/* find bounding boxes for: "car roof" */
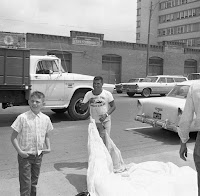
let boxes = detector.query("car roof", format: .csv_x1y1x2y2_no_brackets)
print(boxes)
147,75,186,78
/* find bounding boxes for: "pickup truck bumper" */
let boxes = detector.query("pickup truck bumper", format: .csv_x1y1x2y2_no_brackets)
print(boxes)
135,115,178,132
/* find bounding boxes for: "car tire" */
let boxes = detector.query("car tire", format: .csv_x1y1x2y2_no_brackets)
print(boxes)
127,92,135,97
142,88,151,97
160,94,166,96
117,90,122,94
51,108,68,113
68,92,90,120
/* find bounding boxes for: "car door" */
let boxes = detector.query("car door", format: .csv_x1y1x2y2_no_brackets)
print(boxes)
153,77,167,94
30,59,65,106
166,77,176,93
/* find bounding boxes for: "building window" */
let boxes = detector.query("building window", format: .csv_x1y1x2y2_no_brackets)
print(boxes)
166,14,171,21
136,33,140,40
188,9,192,17
192,8,196,16
137,20,141,28
184,10,188,18
180,11,184,19
137,8,141,16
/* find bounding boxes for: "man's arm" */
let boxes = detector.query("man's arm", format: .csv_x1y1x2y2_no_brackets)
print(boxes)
99,100,116,122
107,100,116,115
178,85,194,161
179,140,187,161
80,101,89,111
43,132,51,154
11,130,29,158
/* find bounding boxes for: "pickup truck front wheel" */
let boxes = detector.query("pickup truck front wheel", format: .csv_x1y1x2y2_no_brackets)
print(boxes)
68,92,90,120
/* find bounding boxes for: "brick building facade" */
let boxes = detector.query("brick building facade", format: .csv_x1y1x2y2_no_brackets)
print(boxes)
1,31,200,83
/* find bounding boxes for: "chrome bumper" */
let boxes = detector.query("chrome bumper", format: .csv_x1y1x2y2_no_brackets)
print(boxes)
135,115,178,132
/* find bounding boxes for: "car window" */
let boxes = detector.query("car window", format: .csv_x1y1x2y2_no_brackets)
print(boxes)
174,78,187,82
36,60,59,74
187,74,200,80
139,78,144,82
128,79,139,83
157,77,166,83
168,85,190,98
166,78,174,83
142,77,158,82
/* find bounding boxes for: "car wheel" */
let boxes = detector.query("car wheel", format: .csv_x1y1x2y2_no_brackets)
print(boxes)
142,88,151,97
127,92,135,97
117,90,122,94
51,108,68,113
68,92,90,120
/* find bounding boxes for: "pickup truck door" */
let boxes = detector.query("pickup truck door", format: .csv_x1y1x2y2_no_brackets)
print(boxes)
30,59,65,106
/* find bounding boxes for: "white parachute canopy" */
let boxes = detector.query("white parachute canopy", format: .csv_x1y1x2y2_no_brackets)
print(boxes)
87,119,197,196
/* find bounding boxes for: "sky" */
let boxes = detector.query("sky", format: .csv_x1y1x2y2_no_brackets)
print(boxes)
0,0,137,43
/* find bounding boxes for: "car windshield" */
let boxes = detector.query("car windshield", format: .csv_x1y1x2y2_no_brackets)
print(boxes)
142,77,158,82
128,78,139,83
167,85,190,99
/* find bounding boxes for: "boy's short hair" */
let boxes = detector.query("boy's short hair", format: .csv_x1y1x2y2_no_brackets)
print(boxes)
30,91,45,101
94,76,103,83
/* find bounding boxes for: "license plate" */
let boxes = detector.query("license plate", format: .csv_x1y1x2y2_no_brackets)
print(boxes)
153,112,161,119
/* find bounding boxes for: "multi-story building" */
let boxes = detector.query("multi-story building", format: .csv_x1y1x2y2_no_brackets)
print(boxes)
136,0,200,48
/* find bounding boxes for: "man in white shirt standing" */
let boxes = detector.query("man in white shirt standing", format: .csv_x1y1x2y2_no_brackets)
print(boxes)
178,81,200,196
81,76,116,146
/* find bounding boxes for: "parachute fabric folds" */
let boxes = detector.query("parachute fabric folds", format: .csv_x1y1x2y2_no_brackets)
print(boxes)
87,120,198,196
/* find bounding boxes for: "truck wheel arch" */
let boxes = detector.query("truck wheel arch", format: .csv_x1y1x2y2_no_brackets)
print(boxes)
68,89,91,120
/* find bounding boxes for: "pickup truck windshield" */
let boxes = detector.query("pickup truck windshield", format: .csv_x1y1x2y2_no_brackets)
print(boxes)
36,60,63,74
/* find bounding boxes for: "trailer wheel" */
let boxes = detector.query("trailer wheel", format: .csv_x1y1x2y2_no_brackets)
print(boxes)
68,92,89,120
51,108,68,113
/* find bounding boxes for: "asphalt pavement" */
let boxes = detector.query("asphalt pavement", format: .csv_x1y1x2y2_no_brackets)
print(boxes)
0,94,197,196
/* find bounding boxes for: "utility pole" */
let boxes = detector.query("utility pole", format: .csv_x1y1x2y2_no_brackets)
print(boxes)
146,1,153,76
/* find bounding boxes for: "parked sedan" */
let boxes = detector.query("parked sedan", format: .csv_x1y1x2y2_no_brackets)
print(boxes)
135,80,197,132
115,78,144,94
103,83,115,93
125,75,187,97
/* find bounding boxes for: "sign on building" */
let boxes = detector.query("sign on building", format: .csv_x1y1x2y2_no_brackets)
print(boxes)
72,36,102,47
0,32,26,48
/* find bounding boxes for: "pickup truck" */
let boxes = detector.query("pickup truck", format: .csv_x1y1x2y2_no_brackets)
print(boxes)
0,47,114,120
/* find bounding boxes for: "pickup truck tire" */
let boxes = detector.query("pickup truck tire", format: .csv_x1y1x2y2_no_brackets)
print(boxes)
127,92,135,97
142,88,151,97
68,92,89,120
51,108,68,113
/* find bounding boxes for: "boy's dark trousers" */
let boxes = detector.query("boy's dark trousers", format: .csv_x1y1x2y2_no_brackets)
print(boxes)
18,153,43,196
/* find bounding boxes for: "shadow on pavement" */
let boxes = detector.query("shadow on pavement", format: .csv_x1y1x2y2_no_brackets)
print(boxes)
47,112,72,123
54,161,88,171
54,162,88,193
125,127,197,145
66,173,87,193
